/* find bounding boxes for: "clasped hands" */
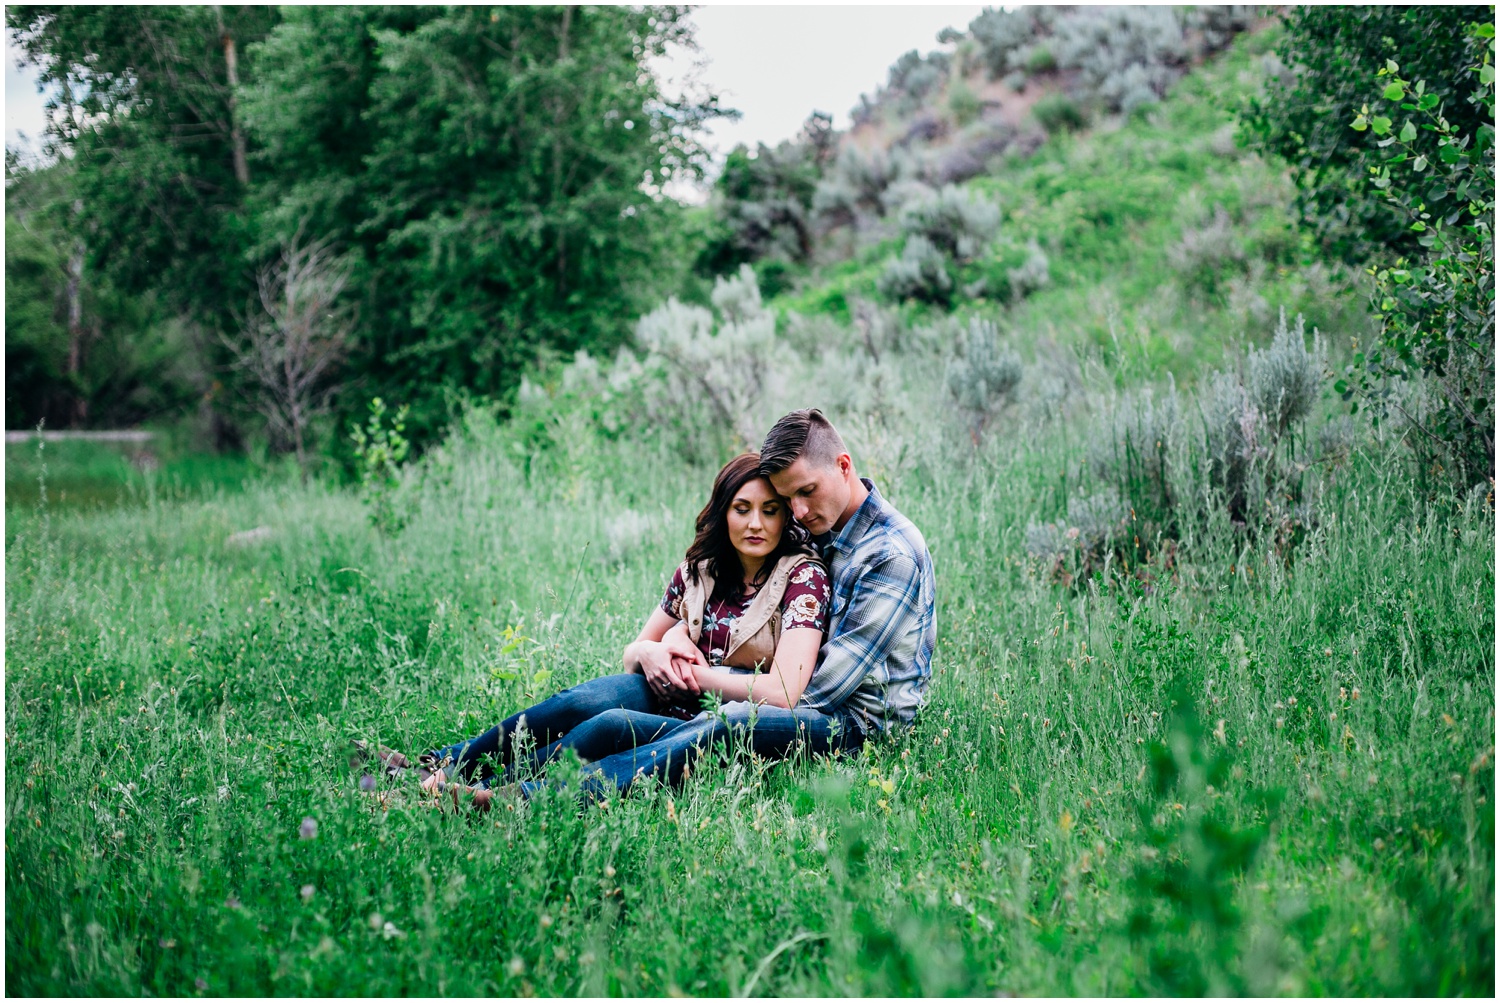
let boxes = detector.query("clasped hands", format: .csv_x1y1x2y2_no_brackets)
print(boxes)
636,622,710,701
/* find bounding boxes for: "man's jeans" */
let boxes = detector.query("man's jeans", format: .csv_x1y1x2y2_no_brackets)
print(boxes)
427,672,865,796
427,673,690,785
536,698,866,800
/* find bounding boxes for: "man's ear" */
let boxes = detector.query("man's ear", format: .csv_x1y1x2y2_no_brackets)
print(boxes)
837,452,854,480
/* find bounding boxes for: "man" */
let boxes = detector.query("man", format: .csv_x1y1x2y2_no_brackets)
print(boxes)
549,407,937,800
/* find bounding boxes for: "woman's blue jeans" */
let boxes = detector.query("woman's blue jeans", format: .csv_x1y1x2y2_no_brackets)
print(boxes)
426,673,690,785
427,672,866,797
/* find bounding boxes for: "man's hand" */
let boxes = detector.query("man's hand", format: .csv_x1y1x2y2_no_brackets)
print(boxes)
636,633,703,699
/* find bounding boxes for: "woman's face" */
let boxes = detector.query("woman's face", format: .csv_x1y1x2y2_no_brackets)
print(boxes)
726,476,786,563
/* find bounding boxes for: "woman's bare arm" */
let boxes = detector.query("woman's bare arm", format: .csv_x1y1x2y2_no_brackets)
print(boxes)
624,609,706,696
686,626,823,709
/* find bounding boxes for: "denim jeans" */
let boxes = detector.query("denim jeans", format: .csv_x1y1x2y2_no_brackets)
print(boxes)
426,673,691,785
530,699,866,801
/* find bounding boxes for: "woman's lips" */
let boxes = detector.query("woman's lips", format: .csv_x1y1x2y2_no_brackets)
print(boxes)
744,536,764,545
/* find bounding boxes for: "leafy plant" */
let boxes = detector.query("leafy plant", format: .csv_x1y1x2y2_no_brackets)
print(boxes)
348,396,412,534
1338,22,1496,488
945,317,1023,443
878,236,953,306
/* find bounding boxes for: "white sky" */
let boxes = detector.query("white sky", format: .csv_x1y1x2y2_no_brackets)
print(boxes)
6,5,986,176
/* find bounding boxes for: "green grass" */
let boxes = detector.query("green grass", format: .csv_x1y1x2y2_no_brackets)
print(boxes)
5,436,260,511
5,414,1493,995
6,26,1493,998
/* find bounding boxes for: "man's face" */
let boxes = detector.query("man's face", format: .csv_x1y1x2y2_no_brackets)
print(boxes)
768,454,851,537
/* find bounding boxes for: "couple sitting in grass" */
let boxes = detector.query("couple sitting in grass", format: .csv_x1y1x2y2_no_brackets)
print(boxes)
373,408,936,807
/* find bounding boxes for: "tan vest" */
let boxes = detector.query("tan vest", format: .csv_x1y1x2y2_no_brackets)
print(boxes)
681,551,823,671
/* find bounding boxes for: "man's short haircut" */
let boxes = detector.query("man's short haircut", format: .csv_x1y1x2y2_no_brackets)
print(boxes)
759,408,848,475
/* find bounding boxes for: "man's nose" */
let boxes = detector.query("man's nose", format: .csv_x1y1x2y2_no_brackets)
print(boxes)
790,498,809,521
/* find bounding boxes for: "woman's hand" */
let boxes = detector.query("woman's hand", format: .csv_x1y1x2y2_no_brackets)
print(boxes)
635,631,705,700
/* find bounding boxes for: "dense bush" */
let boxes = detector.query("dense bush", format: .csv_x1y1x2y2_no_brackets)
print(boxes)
1033,93,1087,134
897,184,1001,261
1053,6,1185,114
878,236,953,306
1242,6,1487,264
1338,22,1496,489
945,317,1023,443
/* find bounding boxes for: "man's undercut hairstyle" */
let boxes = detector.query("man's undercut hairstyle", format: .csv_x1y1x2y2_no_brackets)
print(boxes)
760,408,847,475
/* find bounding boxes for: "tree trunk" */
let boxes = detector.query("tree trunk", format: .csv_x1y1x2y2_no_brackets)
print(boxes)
214,5,250,186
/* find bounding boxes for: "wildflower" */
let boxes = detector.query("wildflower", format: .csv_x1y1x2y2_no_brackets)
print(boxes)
1351,687,1360,700
159,938,177,949
368,912,384,930
603,865,616,879
880,778,895,795
1323,648,1332,657
300,884,315,903
1059,810,1074,833
539,914,553,930
195,978,209,991
225,896,242,910
507,958,526,977
298,817,318,840
358,775,378,792
381,921,405,940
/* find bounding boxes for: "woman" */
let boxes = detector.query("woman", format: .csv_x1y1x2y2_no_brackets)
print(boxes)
373,452,831,807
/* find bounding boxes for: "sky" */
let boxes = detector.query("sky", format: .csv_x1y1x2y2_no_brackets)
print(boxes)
5,5,987,172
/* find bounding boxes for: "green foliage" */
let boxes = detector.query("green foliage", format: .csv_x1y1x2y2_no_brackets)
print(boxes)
1242,5,1489,264
244,6,723,441
1033,93,1088,134
878,236,954,306
1338,22,1496,488
5,394,1493,995
5,5,282,331
1127,681,1283,995
6,6,722,444
348,397,411,536
945,317,1022,443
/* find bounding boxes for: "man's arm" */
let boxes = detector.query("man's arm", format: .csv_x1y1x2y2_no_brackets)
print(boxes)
799,551,925,711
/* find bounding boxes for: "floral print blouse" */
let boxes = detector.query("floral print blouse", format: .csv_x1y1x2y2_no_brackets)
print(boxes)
660,560,832,667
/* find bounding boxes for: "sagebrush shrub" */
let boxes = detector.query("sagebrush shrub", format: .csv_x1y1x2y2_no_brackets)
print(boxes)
878,235,953,305
1007,239,1051,300
1168,206,1245,292
1247,310,1326,436
1053,6,1186,113
946,317,1023,442
898,184,1001,261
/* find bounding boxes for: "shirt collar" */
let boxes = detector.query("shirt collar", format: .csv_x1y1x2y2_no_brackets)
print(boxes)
824,478,881,557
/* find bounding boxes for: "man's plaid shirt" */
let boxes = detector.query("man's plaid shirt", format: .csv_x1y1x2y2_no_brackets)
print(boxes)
800,479,936,734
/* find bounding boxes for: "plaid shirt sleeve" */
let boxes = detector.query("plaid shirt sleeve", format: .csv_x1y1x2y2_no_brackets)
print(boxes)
798,550,925,712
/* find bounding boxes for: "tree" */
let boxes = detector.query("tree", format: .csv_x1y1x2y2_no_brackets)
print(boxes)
1338,21,1495,488
1242,6,1487,264
5,5,282,330
243,5,724,440
223,231,353,474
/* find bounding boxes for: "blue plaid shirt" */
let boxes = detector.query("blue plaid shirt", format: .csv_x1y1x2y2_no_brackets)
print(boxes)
799,479,936,734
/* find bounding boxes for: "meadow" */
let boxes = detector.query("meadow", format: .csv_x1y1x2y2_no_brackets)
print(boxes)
6,25,1495,997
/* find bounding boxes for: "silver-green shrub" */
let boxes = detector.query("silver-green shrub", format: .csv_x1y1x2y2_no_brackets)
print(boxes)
710,264,764,325
878,235,953,305
969,6,1056,78
1168,206,1245,292
1247,309,1326,436
632,290,777,447
946,317,1023,442
1053,6,1186,113
899,184,1001,261
1007,239,1051,300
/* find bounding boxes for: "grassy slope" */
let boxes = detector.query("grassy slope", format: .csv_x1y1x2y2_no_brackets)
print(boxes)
6,30,1494,997
777,29,1370,387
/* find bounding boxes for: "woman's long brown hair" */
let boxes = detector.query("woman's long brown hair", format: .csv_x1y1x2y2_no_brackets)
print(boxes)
684,452,811,603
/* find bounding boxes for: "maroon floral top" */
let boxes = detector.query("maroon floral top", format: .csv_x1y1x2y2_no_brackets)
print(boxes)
661,560,832,668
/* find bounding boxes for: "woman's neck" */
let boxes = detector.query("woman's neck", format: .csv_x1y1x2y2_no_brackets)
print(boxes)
737,552,768,589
